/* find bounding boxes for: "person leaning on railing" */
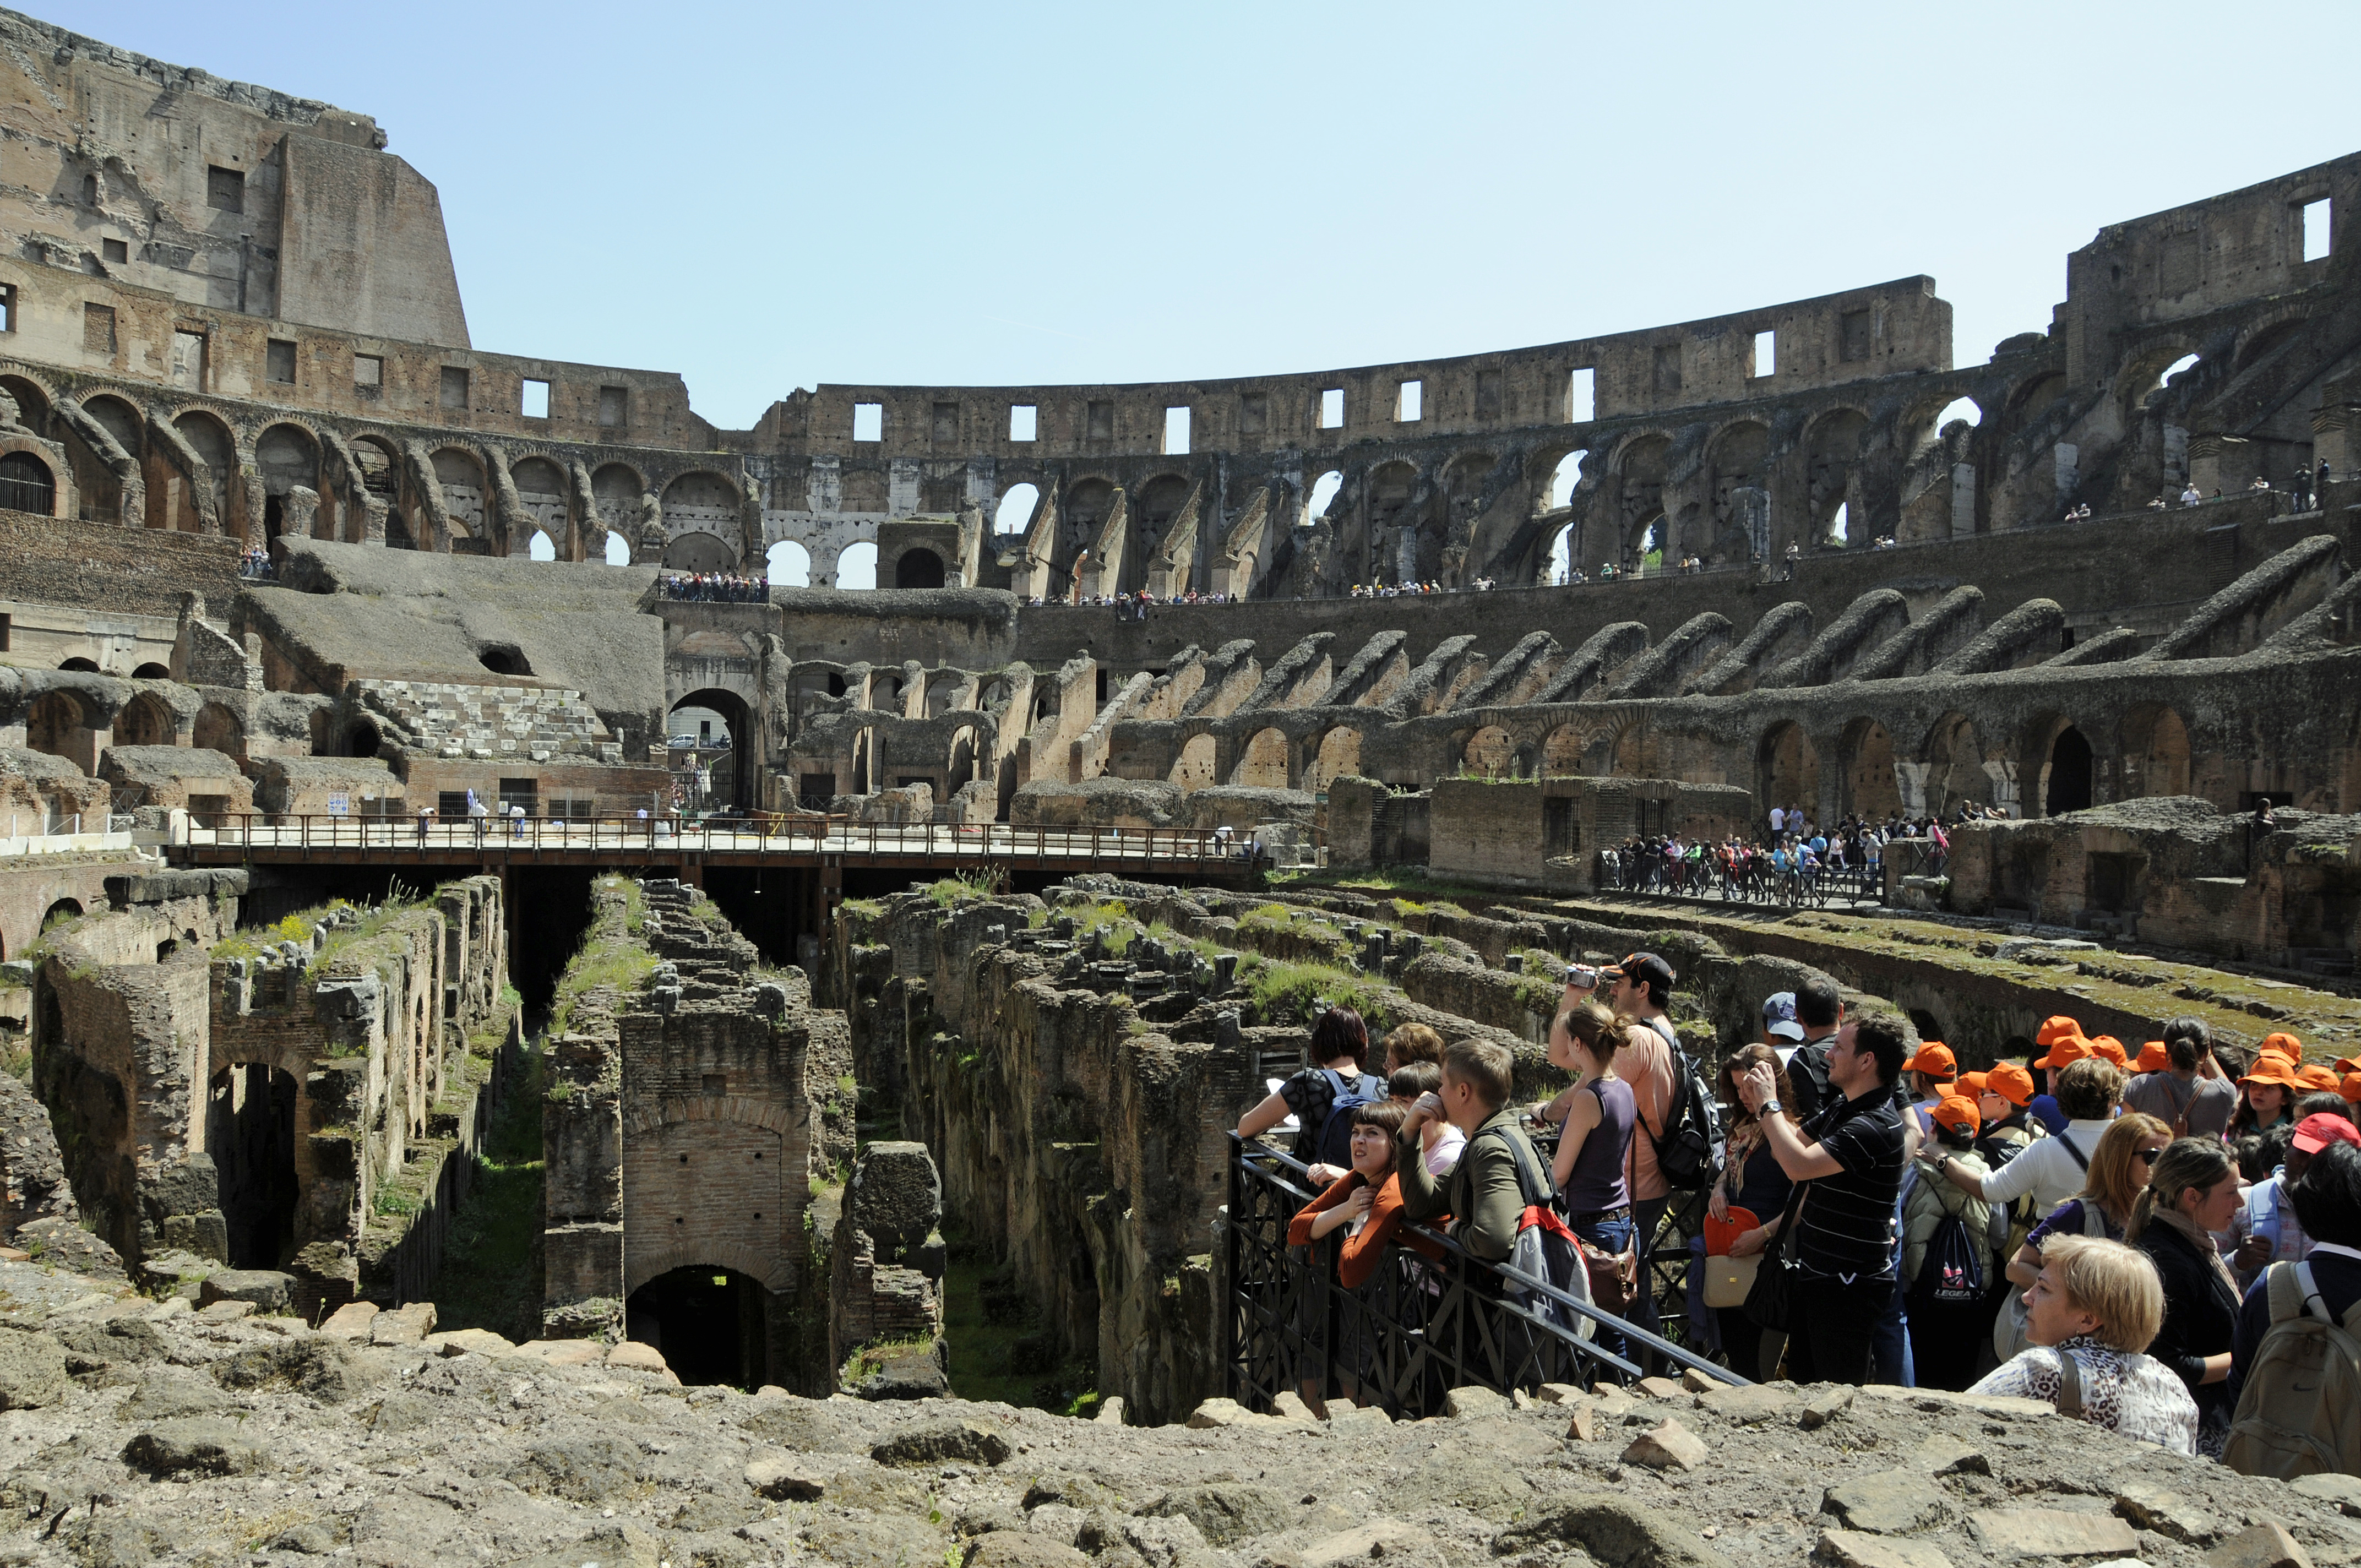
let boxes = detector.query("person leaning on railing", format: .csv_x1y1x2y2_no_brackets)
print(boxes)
1396,1038,1536,1265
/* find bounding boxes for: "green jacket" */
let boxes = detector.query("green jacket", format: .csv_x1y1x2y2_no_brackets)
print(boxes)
1396,1108,1534,1262
1902,1148,1999,1284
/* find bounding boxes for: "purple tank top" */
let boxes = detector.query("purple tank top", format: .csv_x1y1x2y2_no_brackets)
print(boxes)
1561,1076,1635,1214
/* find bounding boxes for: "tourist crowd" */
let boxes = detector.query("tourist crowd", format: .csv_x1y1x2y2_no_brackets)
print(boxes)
1244,955,2361,1474
1601,807,1973,896
660,572,768,602
237,546,276,581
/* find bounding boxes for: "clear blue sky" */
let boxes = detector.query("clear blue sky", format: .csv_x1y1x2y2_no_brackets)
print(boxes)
74,2,2361,432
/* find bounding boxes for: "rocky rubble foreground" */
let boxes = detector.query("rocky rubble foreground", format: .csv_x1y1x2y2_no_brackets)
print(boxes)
0,1262,2345,1567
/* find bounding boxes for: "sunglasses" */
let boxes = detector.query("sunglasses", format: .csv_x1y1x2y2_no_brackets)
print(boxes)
2136,1147,2163,1166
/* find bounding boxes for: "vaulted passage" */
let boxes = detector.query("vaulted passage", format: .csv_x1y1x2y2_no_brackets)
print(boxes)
206,1063,298,1269
2045,725,2094,815
626,1265,769,1389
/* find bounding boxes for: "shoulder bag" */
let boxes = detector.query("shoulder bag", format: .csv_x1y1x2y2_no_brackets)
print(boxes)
1743,1179,1809,1332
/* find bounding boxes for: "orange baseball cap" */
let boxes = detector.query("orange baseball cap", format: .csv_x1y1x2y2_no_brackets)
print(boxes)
1959,1069,1989,1097
1930,1095,1981,1135
2341,1074,2361,1106
2088,1036,2130,1069
2261,1032,2305,1059
1906,1042,1957,1081
1983,1063,2037,1107
2036,1036,2093,1071
2298,1064,2342,1094
2132,1040,2172,1074
2036,1016,2086,1050
2333,1055,2361,1076
2242,1058,2303,1091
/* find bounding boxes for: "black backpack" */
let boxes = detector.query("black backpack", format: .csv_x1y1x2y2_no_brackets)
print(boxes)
1910,1211,1986,1306
1643,1022,1723,1190
1305,1069,1384,1168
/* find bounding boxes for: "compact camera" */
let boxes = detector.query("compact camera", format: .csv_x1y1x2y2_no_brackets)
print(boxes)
1563,965,1598,989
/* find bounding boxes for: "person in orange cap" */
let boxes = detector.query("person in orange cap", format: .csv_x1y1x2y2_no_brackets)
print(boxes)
1902,1095,1998,1391
2231,1054,2300,1139
2298,1064,2342,1096
2340,1073,2361,1109
2123,1017,2238,1141
2259,1031,2305,1061
2035,1016,2086,1054
1903,1042,1957,1128
2131,1041,2172,1075
2088,1036,2131,1070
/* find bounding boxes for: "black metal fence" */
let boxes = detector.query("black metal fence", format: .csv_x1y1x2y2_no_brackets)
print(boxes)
1596,848,1884,908
1225,1135,1741,1416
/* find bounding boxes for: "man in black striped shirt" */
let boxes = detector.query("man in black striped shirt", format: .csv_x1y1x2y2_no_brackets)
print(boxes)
1736,1012,1911,1385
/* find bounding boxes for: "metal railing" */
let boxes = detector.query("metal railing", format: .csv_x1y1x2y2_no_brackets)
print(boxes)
1596,849,1884,909
179,812,1265,867
1226,1135,1739,1416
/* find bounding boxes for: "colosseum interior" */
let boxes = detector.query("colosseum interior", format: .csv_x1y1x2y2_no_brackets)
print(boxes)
0,0,2351,1516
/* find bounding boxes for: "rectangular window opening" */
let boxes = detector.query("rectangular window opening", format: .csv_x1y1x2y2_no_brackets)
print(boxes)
1009,403,1037,442
0,286,16,334
1566,367,1595,422
169,329,206,391
82,303,116,356
521,378,550,419
1086,400,1113,440
1162,405,1191,455
1651,345,1681,395
852,402,883,442
2304,198,2332,263
1840,309,1873,363
205,165,243,213
439,366,470,410
353,353,383,389
1396,379,1422,422
597,385,627,428
265,339,296,384
1239,391,1268,434
1753,329,1776,378
931,401,959,443
101,237,127,265
1319,388,1344,429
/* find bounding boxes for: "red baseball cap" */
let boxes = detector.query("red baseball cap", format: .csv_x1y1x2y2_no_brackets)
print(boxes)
2292,1112,2361,1155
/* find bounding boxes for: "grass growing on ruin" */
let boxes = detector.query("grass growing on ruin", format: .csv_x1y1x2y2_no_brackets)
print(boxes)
927,870,1000,908
432,1040,546,1345
550,879,659,1036
1234,954,1399,1033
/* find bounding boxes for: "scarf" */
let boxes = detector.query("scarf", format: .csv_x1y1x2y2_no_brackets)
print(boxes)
2150,1206,2240,1300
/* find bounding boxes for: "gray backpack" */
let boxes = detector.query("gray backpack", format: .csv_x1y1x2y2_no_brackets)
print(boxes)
2223,1261,2361,1480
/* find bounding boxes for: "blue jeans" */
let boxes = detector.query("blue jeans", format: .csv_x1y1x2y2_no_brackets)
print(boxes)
1568,1210,1636,1375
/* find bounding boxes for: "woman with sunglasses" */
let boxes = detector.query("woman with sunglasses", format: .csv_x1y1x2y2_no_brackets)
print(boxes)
2004,1113,2172,1286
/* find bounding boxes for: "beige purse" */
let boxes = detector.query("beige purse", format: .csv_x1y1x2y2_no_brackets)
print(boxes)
1702,1253,1760,1309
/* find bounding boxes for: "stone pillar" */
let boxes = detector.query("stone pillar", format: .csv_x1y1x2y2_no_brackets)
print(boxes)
2311,404,2361,480
1950,462,1976,538
2188,433,2254,499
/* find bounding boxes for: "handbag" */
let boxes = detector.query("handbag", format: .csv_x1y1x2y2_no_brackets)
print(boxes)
1703,1254,1761,1309
1745,1182,1809,1332
1577,1235,1638,1314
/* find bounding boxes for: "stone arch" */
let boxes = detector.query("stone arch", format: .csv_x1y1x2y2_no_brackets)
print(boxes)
193,702,244,758
661,532,737,571
670,688,754,808
661,471,742,557
1758,721,1820,821
112,692,172,748
1062,477,1115,565
1613,433,1671,568
510,455,569,557
80,394,142,460
893,548,945,589
2120,704,2191,799
0,374,51,438
1706,420,1770,560
1837,716,1901,820
1804,409,1870,548
1232,727,1291,789
1304,727,1361,793
130,662,169,680
1921,711,1992,818
1170,733,1217,792
1133,473,1192,585
1542,723,1588,777
0,451,57,518
173,410,237,529
994,481,1039,536
1462,725,1513,777
26,689,96,774
591,461,645,536
2022,712,2092,817
431,448,487,542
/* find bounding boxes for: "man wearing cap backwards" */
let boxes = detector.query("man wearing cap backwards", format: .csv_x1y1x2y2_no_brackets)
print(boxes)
1783,978,1847,1121
2224,1110,2361,1287
1760,992,1807,1070
2123,1017,2237,1141
1736,1011,1910,1386
1600,952,1679,1347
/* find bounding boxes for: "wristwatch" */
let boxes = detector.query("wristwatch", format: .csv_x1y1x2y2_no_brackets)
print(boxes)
1757,1098,1782,1118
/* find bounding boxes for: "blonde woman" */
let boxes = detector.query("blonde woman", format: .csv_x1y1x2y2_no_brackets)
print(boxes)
1969,1234,2199,1455
2004,1113,2171,1285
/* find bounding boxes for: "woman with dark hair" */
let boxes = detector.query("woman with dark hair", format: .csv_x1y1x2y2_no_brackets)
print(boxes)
1286,1099,1433,1410
2232,1141,2361,1399
2128,1138,2243,1452
1237,1006,1372,1169
1710,1043,1796,1381
1547,999,1639,1364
